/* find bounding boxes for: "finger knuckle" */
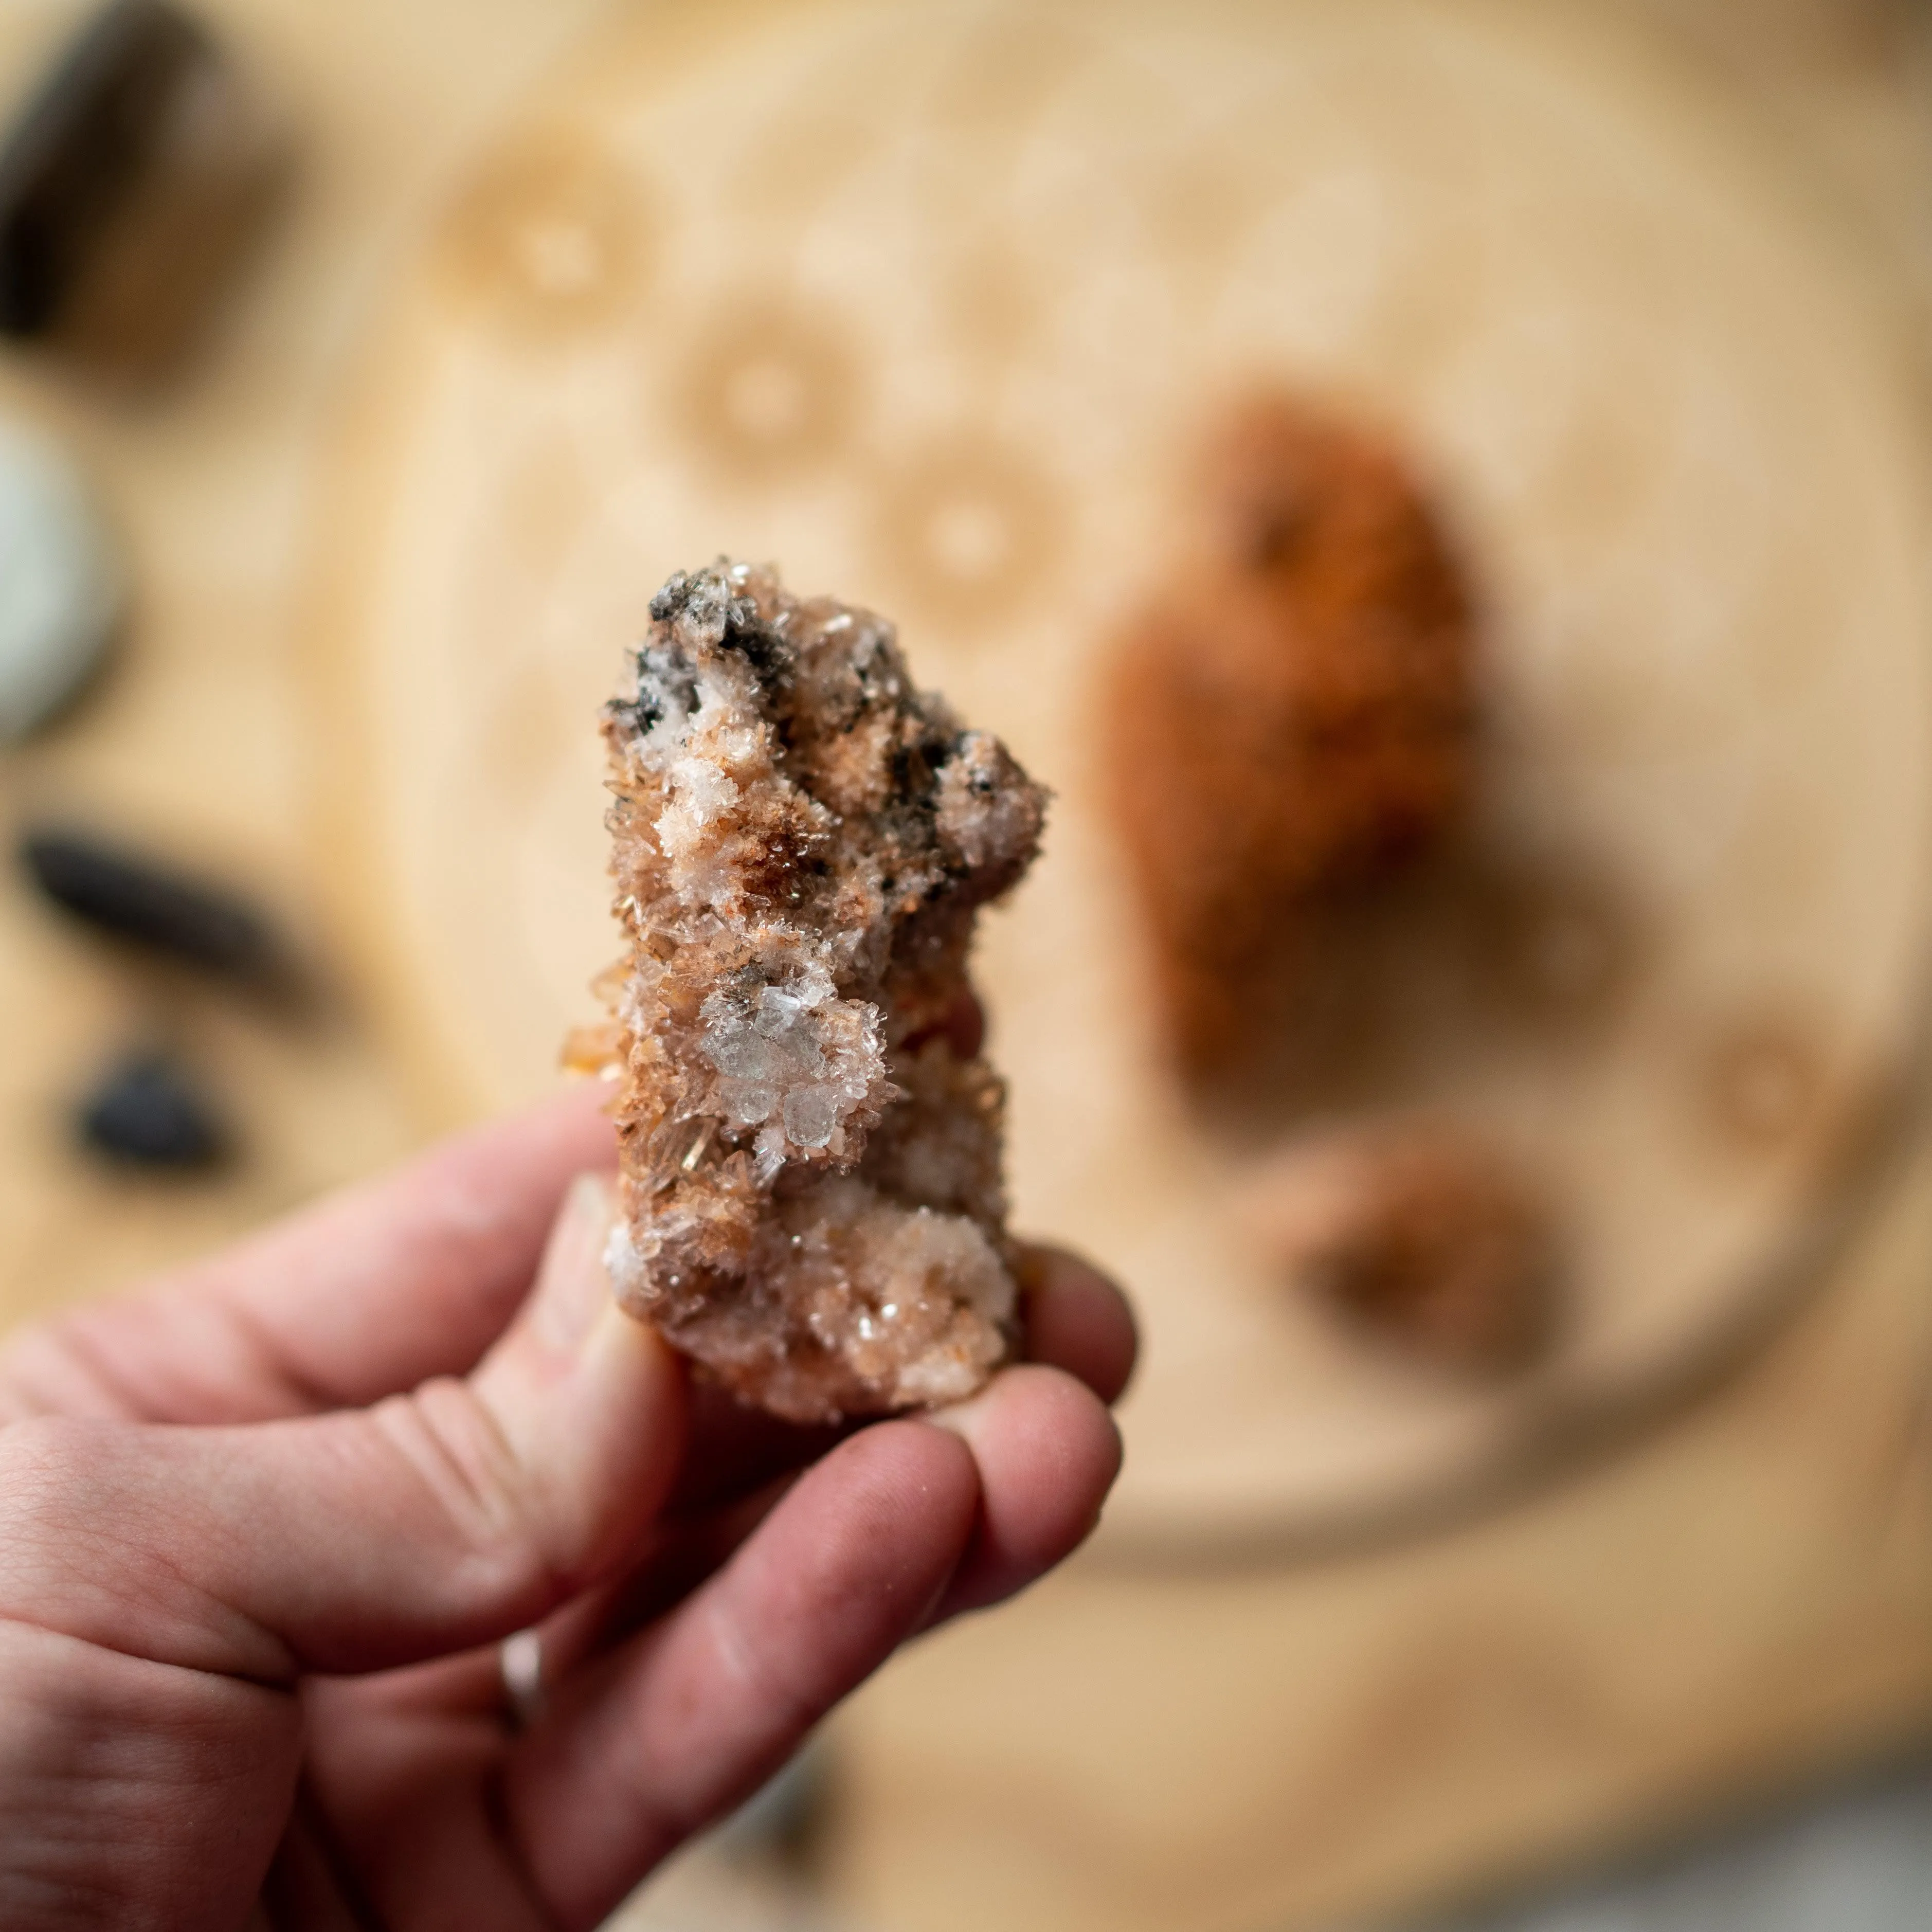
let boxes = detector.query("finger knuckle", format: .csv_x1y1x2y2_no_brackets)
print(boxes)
0,1414,112,1506
0,1416,123,1592
367,1380,552,1588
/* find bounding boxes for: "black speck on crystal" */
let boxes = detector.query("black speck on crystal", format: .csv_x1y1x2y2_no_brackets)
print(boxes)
648,572,690,623
610,688,663,735
719,600,788,683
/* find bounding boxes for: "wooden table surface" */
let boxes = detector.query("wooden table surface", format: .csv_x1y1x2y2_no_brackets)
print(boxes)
4,3,1932,1929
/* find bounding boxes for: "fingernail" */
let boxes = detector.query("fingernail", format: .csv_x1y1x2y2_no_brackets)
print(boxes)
924,1377,1002,1441
487,1253,687,1582
573,1296,667,1384
531,1172,616,1355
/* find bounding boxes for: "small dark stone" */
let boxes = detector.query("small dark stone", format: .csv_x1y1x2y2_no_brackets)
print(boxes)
78,1049,227,1168
21,826,283,982
0,1,213,337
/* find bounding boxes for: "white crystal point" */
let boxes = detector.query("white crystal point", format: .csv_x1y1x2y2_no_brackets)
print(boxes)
0,420,122,743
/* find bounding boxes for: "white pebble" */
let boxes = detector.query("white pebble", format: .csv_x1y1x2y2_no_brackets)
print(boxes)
0,420,121,742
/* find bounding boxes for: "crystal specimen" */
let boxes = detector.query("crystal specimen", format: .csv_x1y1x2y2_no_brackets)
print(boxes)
579,561,1046,1422
1102,393,1479,1073
1240,1123,1557,1375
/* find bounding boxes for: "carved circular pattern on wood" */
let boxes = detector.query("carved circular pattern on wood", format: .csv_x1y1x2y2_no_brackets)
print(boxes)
311,0,1932,1555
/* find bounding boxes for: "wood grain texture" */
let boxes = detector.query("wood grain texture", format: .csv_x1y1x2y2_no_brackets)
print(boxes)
825,1135,1932,1930
1,4,1930,1929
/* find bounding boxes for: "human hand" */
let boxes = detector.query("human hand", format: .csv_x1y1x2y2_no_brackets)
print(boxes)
0,1085,1134,1930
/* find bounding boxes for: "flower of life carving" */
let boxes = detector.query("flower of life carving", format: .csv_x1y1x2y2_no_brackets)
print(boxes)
315,0,1932,1553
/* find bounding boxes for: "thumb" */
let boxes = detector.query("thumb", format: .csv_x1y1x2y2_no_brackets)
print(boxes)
0,1174,685,1682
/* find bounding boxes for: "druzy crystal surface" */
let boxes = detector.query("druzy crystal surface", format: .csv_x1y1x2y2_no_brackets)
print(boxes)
582,561,1046,1422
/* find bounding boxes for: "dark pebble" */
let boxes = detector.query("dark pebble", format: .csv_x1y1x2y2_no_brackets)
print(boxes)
0,1,215,338
21,826,283,983
78,1049,227,1168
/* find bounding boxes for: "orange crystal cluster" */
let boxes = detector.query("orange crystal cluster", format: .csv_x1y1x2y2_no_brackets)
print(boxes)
588,561,1046,1422
1102,394,1479,1073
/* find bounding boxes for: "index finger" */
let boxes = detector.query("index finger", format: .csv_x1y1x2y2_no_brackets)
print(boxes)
0,1082,617,1427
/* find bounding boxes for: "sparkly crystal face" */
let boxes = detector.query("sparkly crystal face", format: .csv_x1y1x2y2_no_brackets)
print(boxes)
583,560,1048,1422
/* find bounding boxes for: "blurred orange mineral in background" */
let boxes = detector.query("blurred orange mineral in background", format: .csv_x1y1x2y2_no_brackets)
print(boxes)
1100,395,1480,1076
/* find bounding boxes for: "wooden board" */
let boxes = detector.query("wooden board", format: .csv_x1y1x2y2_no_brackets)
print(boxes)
311,0,1932,1554
3,4,1932,1930
824,1132,1932,1932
